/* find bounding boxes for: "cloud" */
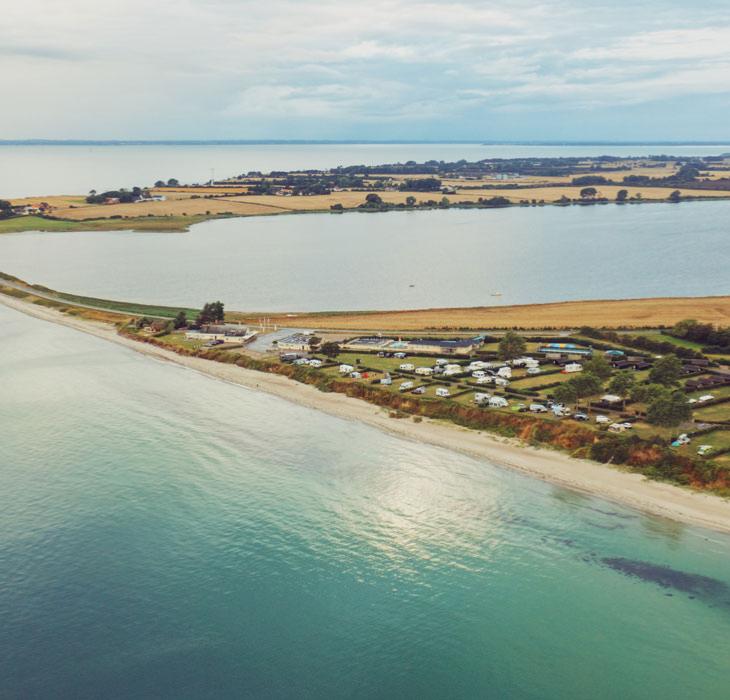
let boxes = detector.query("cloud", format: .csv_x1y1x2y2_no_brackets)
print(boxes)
2,0,730,139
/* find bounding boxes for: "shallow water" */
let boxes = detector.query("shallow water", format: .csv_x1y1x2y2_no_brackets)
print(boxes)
2,304,730,698
1,201,729,311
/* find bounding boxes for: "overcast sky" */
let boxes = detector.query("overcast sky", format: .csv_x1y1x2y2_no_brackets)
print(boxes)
3,0,730,141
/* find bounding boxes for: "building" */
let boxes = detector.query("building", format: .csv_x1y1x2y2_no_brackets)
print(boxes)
403,336,483,356
276,332,315,352
185,323,255,344
538,343,593,360
341,336,394,352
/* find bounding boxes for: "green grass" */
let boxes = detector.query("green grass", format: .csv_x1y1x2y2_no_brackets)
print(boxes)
637,332,705,350
693,402,730,423
686,385,730,401
0,214,208,234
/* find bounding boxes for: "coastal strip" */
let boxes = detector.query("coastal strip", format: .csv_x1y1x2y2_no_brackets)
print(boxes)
3,292,730,535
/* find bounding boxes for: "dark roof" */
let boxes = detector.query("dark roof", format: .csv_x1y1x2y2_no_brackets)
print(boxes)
409,336,483,349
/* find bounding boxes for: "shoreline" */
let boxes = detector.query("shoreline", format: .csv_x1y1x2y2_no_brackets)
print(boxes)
3,293,730,534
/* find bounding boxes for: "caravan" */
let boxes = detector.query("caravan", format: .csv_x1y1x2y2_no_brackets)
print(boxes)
488,396,509,408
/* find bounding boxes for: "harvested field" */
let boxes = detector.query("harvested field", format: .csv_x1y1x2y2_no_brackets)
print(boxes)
253,296,730,331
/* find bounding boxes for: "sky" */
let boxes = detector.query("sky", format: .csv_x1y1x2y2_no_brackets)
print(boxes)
3,0,730,141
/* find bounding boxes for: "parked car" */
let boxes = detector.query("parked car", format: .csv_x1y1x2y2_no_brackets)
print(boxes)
412,386,425,395
394,352,407,359
573,412,589,422
698,394,715,402
526,367,541,375
204,339,224,347
595,415,610,424
608,423,628,433
697,445,713,456
529,403,548,413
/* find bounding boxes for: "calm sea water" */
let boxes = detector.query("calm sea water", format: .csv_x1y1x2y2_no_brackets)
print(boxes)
2,142,730,198
2,304,730,699
1,200,729,311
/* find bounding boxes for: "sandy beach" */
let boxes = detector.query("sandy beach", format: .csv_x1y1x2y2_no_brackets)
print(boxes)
3,292,730,535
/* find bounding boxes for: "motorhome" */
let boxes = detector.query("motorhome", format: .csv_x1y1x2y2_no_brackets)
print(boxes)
529,404,548,413
562,363,583,373
496,366,512,379
494,377,510,387
489,396,509,408
399,363,415,371
472,370,487,379
415,367,434,376
435,387,451,398
476,376,493,385
339,364,354,373
474,392,491,405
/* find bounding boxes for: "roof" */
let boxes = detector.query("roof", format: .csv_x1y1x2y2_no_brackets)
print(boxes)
407,336,483,349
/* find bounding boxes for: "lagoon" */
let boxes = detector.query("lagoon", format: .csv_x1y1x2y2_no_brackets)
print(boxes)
1,200,729,312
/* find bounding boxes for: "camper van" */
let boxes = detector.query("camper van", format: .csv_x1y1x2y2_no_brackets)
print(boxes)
496,366,512,379
415,366,434,376
399,363,415,371
339,364,354,374
435,387,451,398
474,392,491,405
489,396,509,408
562,363,583,373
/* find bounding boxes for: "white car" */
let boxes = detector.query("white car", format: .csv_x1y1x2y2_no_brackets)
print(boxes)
394,352,407,359
529,403,548,413
595,415,610,424
526,367,541,375
698,395,715,402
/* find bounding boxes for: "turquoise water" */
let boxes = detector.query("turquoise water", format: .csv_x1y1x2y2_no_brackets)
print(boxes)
2,303,730,698
1,200,729,311
3,142,730,198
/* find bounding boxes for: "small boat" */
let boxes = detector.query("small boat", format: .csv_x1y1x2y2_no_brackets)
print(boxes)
409,284,415,287
491,291,503,296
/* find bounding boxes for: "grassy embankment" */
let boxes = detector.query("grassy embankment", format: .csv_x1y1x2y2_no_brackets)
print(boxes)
0,214,214,234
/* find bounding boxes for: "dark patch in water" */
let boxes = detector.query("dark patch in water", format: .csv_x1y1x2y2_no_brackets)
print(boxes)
602,557,730,603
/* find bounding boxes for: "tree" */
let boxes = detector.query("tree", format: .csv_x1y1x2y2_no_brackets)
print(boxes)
196,301,224,326
582,354,613,381
309,336,322,348
167,178,179,187
649,354,682,386
668,190,681,202
319,341,340,357
440,196,450,207
630,383,666,404
405,196,416,207
671,319,698,338
647,390,692,427
498,331,526,360
570,372,603,399
616,189,628,202
580,187,598,199
608,371,635,409
173,311,188,329
154,180,165,188
553,383,578,406
364,193,383,206
0,199,14,219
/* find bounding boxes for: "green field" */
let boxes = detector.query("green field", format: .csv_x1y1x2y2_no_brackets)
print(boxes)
693,402,730,423
0,214,207,234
